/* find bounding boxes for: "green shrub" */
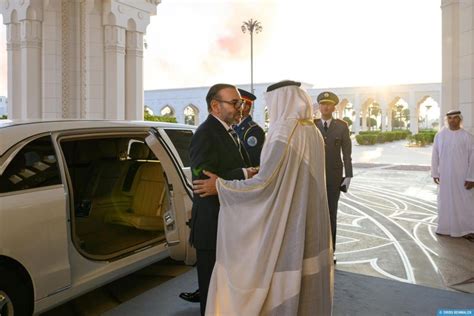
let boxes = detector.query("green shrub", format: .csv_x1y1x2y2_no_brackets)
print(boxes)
356,130,412,145
408,131,436,146
355,134,377,145
144,112,177,123
359,131,381,135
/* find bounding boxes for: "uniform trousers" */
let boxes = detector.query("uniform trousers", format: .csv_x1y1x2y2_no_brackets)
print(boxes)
327,183,341,252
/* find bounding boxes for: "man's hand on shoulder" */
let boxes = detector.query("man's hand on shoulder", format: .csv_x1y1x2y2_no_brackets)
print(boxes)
193,170,218,197
465,180,474,190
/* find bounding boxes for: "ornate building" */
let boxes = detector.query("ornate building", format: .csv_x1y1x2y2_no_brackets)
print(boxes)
441,0,474,133
145,83,442,134
1,1,473,134
0,0,159,120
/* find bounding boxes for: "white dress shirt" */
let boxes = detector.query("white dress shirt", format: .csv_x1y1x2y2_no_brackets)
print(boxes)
212,114,248,179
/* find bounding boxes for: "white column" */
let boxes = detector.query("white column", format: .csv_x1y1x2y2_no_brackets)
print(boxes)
6,22,21,119
352,95,361,134
381,110,386,132
353,109,360,134
387,108,393,131
441,0,474,133
409,92,418,134
20,19,42,119
457,0,474,133
125,30,144,120
104,25,126,119
441,0,460,128
361,113,367,131
176,105,185,124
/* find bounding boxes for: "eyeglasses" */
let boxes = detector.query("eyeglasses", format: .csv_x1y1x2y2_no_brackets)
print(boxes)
214,98,244,109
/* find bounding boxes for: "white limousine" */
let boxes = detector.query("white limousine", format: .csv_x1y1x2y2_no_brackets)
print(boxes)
0,120,196,315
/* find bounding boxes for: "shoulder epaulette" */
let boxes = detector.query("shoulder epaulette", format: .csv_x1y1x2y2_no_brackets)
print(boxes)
336,118,348,126
248,122,257,128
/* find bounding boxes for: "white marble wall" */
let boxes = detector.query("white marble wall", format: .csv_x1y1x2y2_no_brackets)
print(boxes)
442,0,474,133
1,0,158,120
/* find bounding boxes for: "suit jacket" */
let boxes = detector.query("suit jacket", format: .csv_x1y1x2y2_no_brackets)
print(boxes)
315,118,353,187
189,115,250,250
234,115,265,167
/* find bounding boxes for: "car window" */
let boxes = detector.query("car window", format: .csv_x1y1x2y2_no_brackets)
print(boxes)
164,129,193,167
0,135,62,193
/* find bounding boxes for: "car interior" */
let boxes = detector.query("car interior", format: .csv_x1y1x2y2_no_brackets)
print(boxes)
60,135,171,257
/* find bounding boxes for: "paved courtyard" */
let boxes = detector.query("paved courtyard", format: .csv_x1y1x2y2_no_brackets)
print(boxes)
43,140,474,315
337,140,474,293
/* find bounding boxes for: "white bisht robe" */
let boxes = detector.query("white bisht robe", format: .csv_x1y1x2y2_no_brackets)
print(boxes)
206,85,333,315
431,127,474,237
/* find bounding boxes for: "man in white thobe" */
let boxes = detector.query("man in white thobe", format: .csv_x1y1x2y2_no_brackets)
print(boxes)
194,80,333,315
431,110,474,238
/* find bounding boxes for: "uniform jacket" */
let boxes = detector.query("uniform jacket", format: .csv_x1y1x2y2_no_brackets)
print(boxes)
189,114,250,250
234,115,266,167
315,118,353,187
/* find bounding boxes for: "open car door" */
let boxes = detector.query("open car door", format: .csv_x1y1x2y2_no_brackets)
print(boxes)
146,128,195,265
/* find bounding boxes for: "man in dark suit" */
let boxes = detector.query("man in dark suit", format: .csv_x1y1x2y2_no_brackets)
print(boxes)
314,91,353,261
234,88,266,167
183,83,256,315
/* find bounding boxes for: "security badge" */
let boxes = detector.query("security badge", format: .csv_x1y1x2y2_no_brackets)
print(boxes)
247,136,258,147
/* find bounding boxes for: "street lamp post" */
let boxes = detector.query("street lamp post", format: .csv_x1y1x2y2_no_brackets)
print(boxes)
241,19,263,95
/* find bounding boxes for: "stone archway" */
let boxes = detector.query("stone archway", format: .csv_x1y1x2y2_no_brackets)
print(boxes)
387,97,410,131
160,105,176,118
416,96,440,131
336,99,349,119
184,104,199,126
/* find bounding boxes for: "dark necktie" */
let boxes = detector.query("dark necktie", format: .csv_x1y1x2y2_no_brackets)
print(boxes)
228,129,240,147
228,128,246,163
324,121,328,132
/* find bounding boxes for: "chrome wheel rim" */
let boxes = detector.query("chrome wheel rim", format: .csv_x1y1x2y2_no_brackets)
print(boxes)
0,291,14,316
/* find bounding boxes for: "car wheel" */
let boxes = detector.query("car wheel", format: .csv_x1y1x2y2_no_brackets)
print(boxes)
0,266,32,316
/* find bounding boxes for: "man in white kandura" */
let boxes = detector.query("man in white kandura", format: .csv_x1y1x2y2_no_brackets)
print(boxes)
193,80,333,315
431,109,474,238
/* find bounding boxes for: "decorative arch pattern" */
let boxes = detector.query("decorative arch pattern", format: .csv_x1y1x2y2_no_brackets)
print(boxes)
160,105,175,117
184,104,200,125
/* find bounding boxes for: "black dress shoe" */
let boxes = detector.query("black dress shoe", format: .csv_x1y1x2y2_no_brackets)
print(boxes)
179,289,200,303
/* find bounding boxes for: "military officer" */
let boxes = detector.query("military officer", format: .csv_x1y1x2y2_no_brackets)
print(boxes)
234,88,266,167
314,91,353,260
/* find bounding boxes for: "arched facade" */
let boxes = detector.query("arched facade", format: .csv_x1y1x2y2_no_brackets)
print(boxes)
2,1,471,132
309,83,441,134
145,83,442,132
183,104,199,126
0,0,159,120
160,105,175,117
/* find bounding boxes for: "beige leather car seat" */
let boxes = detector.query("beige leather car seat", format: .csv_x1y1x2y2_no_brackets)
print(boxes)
105,143,168,231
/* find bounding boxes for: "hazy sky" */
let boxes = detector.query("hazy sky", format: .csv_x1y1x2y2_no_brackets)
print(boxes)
0,0,441,96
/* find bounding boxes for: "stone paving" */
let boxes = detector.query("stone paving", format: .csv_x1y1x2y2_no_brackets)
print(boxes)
336,141,474,293
43,141,474,315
